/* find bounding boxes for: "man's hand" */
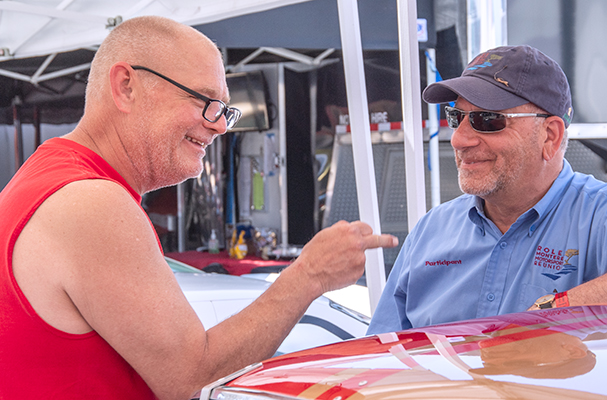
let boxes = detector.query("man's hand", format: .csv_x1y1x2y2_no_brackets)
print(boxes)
202,220,397,391
291,220,399,299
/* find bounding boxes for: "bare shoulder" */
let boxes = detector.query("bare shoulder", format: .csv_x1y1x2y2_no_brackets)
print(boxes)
12,178,173,334
16,178,162,270
35,178,151,238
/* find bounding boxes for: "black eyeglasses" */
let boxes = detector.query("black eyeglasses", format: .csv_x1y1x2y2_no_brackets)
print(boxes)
131,65,241,130
445,106,551,133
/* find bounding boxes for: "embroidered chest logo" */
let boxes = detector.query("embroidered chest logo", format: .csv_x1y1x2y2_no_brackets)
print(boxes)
425,260,462,267
534,246,578,280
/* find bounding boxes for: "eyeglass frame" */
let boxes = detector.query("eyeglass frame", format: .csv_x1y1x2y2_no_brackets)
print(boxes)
444,106,552,133
131,65,241,130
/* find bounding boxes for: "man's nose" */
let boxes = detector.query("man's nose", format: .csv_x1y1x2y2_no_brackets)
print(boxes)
205,115,228,135
450,116,481,150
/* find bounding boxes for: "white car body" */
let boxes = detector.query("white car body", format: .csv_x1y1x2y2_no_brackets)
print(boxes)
167,257,368,355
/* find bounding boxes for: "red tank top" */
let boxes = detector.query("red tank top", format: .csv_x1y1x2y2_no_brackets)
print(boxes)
0,138,157,399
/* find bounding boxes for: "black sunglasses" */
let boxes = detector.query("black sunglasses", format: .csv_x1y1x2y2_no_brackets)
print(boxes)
445,106,551,133
131,65,242,130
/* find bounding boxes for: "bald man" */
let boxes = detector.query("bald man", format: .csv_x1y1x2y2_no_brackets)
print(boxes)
0,16,397,400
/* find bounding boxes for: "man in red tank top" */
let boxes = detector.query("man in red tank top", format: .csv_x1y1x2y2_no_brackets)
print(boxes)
0,16,398,400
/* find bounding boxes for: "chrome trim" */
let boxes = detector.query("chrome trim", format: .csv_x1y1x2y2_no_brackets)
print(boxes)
198,363,263,400
211,387,300,400
329,300,371,325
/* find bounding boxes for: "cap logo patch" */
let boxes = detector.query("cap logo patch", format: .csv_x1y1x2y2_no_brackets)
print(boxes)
467,53,504,71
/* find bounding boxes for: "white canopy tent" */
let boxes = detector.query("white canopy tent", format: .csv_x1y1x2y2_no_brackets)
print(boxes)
0,0,427,313
0,1,322,59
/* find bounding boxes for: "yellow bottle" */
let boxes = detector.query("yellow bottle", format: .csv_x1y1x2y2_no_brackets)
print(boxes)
230,230,248,260
229,229,237,258
235,231,248,259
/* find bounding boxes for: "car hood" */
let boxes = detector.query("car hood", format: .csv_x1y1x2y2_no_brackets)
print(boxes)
206,305,607,399
173,271,271,302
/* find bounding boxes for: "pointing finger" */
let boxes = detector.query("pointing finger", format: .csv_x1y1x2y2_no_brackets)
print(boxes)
344,221,398,249
364,233,399,250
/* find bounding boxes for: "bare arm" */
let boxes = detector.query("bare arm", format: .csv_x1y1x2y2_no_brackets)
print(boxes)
13,179,397,400
566,277,607,306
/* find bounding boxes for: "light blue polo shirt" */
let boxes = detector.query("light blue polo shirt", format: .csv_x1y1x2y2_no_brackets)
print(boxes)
368,160,607,334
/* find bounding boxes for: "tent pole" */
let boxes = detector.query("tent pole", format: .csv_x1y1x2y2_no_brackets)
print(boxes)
309,69,320,233
336,0,385,314
277,63,289,250
33,105,41,149
397,0,427,231
177,182,186,252
12,97,24,171
426,49,441,208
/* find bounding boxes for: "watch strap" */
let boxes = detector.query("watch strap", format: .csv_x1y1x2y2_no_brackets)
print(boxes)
554,291,569,308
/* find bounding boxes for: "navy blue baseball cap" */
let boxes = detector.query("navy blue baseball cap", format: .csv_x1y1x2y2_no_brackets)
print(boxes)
422,45,574,127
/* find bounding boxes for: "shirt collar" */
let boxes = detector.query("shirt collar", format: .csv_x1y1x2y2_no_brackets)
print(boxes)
526,159,574,234
469,196,487,235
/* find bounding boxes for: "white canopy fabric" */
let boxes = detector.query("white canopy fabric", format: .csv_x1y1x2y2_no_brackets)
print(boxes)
0,0,315,59
0,0,427,313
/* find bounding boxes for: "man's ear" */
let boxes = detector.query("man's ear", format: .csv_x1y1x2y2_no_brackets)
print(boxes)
109,62,137,113
542,116,565,161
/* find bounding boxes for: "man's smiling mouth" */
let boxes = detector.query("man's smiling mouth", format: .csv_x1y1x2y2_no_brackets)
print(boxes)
186,136,207,149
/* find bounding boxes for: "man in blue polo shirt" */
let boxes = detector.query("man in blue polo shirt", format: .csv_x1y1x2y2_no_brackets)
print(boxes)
368,44,607,334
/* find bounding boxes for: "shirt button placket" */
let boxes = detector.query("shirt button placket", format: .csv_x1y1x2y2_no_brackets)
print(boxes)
478,239,510,318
